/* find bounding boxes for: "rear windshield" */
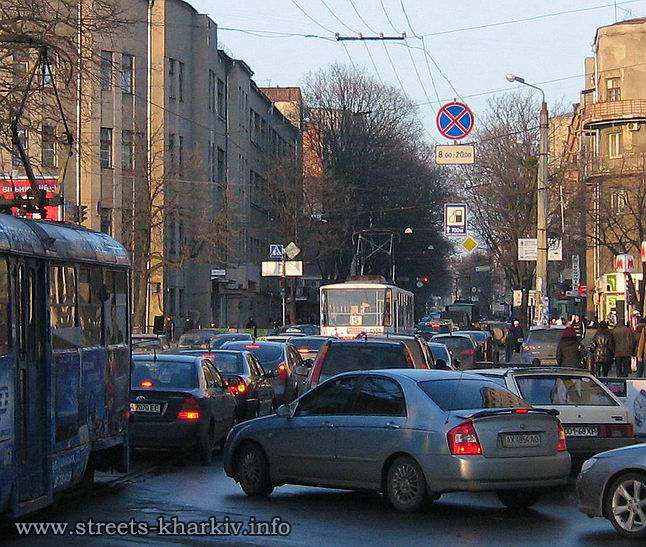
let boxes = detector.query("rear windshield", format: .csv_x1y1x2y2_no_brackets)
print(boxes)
322,345,409,376
178,333,213,348
527,330,562,344
419,379,527,411
515,376,617,406
289,338,329,352
430,344,450,361
434,337,472,351
132,338,162,350
225,343,284,364
132,361,196,389
209,352,243,373
210,334,251,349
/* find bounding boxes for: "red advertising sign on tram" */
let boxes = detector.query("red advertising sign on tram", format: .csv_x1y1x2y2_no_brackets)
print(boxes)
1,177,62,221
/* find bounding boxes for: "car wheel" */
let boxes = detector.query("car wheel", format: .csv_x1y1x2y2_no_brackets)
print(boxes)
497,489,541,509
386,456,427,512
199,426,215,466
236,443,273,497
605,472,646,538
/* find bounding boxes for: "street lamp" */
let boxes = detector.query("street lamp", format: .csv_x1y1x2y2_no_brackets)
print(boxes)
506,73,549,325
404,227,413,234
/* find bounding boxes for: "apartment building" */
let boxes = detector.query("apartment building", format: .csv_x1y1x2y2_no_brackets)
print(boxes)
573,18,646,322
0,0,301,331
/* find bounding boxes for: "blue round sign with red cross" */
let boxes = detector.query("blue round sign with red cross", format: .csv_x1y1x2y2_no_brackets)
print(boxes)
436,101,474,140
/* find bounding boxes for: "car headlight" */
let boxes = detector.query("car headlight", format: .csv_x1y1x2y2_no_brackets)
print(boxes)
581,457,598,473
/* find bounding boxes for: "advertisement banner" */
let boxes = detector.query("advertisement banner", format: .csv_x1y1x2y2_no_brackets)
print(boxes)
1,177,62,221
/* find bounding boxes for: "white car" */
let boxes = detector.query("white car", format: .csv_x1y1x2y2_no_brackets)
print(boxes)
471,367,635,460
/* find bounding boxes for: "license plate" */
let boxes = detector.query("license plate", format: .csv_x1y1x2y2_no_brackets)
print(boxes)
130,403,161,413
564,426,598,437
501,432,541,448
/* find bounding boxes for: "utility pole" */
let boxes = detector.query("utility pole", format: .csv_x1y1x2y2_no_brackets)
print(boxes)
536,100,549,325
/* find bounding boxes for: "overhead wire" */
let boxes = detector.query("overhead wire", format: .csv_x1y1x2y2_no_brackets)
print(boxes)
320,0,358,33
349,0,380,34
290,0,336,34
379,0,401,33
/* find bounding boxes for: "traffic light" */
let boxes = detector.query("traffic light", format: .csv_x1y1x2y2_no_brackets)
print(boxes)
422,276,430,283
78,204,88,224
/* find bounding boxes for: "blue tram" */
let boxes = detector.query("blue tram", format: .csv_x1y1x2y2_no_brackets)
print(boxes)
0,215,130,518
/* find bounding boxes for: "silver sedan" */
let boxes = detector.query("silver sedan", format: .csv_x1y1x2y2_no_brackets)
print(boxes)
577,443,646,538
223,369,571,512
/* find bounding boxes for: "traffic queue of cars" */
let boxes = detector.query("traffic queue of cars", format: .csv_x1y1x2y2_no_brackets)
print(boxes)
128,326,645,538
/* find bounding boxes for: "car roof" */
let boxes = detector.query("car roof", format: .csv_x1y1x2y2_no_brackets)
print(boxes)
432,333,473,340
362,334,419,341
529,325,566,331
224,340,287,348
328,339,405,348
289,335,333,341
132,354,202,363
132,334,164,339
333,369,487,382
470,367,597,377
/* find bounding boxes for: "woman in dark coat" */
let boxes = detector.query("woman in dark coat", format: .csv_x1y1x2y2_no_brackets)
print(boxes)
589,321,615,376
556,326,585,368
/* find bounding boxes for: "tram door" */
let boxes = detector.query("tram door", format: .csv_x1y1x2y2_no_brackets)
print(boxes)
15,260,47,502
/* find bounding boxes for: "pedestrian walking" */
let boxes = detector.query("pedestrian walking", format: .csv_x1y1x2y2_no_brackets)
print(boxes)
183,313,195,334
510,320,524,354
636,319,646,378
612,322,633,378
571,314,586,340
589,321,615,377
245,317,257,337
164,315,175,342
556,326,586,368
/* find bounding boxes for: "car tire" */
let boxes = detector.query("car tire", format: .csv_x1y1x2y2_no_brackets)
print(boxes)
604,472,646,539
199,426,215,466
386,456,427,513
497,489,541,509
236,443,274,497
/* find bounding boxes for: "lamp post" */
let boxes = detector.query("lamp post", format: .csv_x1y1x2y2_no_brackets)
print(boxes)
506,74,549,325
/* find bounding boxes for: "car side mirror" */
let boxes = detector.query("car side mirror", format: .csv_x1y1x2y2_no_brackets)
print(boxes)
454,359,462,368
435,359,450,371
276,404,292,418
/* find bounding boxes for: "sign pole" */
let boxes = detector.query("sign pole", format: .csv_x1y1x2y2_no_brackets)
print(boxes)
281,252,287,326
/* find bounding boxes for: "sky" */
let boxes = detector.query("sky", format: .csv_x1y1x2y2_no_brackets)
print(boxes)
190,0,646,142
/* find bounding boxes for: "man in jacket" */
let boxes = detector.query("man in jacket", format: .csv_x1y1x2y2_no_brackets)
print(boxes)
637,319,646,378
590,322,615,377
571,315,586,340
510,320,524,354
556,326,584,368
612,322,633,378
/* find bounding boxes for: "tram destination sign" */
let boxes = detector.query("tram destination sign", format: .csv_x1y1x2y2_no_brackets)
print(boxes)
435,144,475,165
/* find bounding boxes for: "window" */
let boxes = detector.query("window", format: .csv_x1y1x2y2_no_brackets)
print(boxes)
208,70,215,111
202,364,216,388
121,130,134,170
121,54,134,94
320,345,409,379
41,124,56,168
352,377,406,416
100,127,113,168
13,50,27,87
296,377,358,416
168,58,176,100
607,77,621,102
515,376,617,406
50,265,78,350
217,147,225,183
104,270,128,345
11,124,27,168
100,207,112,235
42,53,55,87
100,50,112,90
179,288,185,316
0,260,10,355
611,189,628,213
132,361,196,389
168,287,176,316
178,61,184,102
217,78,225,118
78,267,103,346
168,133,175,170
419,379,527,411
208,142,216,182
178,135,184,176
609,132,622,159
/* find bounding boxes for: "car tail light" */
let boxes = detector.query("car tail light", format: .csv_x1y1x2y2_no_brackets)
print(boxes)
177,397,201,421
297,348,310,354
201,353,215,359
599,423,634,437
245,344,261,349
139,380,154,388
276,362,288,380
557,422,567,452
310,343,329,386
447,420,482,455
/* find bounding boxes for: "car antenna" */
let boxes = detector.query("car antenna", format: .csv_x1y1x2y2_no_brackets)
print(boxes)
444,371,465,425
153,346,157,361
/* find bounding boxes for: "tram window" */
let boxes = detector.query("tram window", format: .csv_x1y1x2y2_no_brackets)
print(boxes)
50,265,79,350
0,259,9,355
105,270,127,345
79,267,103,346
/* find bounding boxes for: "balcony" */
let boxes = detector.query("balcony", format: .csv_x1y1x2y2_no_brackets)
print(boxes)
583,152,646,179
582,100,646,127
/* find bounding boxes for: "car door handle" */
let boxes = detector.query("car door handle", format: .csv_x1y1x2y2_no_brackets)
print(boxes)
322,421,334,428
384,422,400,429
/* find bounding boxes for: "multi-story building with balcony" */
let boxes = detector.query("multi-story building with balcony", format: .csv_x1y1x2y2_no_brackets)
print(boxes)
574,18,646,322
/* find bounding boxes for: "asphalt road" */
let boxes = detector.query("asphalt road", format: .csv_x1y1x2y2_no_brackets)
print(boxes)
2,453,637,546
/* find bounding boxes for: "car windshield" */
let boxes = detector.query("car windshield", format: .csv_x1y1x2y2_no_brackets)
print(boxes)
515,376,617,406
131,360,196,389
419,379,528,411
527,330,562,345
321,344,409,375
210,334,251,348
132,338,162,350
224,343,284,364
322,288,388,327
434,337,472,351
209,352,244,373
178,333,213,348
289,337,329,352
